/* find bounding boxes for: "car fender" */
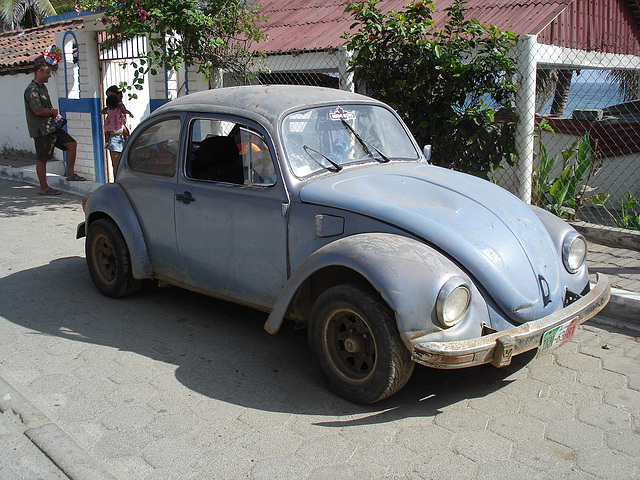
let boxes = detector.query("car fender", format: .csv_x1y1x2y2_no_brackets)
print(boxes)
264,232,490,349
85,184,153,280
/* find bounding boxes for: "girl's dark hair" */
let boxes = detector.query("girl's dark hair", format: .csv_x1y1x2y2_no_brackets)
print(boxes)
106,94,120,108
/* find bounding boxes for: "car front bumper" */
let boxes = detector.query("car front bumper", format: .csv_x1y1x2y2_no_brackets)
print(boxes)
412,273,610,369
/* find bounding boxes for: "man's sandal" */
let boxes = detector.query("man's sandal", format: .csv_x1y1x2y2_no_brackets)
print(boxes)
39,187,62,196
67,173,86,181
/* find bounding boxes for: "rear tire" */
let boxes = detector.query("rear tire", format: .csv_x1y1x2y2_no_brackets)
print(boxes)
86,218,142,298
308,283,414,404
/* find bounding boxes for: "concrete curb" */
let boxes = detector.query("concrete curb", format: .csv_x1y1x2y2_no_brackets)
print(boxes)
595,287,640,332
571,220,640,252
0,374,118,480
0,164,100,197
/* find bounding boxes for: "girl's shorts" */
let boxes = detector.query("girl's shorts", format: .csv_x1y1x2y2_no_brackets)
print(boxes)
107,134,125,152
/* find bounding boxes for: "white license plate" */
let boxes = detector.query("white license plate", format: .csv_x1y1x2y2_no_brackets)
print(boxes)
537,316,579,356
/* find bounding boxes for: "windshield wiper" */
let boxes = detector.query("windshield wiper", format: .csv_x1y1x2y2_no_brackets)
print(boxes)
303,145,343,172
340,119,389,163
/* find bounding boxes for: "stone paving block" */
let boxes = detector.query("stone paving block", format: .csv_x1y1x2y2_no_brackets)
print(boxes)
577,403,632,431
250,456,311,480
335,418,399,446
489,412,546,443
603,355,640,377
308,464,372,480
141,436,202,469
100,405,155,432
546,420,604,449
606,429,640,458
513,439,575,471
604,388,640,417
521,397,576,422
529,363,578,386
555,351,602,372
549,381,604,407
92,428,154,459
144,412,200,439
350,443,418,478
468,391,521,416
104,456,155,480
295,435,357,465
576,448,637,478
579,343,625,360
413,451,478,479
433,407,489,433
577,368,627,389
450,429,512,463
475,458,542,480
395,424,453,454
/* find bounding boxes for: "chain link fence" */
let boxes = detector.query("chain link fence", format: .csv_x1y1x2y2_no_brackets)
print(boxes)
492,36,640,231
232,42,639,231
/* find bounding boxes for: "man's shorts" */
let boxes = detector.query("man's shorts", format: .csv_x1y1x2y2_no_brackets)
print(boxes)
34,130,75,162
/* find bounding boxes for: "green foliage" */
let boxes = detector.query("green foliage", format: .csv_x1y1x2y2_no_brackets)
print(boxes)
343,0,517,177
78,0,266,93
532,120,609,220
606,192,640,230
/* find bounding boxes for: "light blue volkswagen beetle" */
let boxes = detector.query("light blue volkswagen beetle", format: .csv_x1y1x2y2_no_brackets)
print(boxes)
78,85,610,404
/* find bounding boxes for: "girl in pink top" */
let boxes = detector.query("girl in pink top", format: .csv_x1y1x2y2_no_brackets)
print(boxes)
102,93,128,171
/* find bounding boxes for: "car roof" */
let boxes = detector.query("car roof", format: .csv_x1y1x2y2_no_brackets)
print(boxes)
151,85,384,128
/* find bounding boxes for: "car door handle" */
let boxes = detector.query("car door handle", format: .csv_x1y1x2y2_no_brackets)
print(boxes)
175,191,196,204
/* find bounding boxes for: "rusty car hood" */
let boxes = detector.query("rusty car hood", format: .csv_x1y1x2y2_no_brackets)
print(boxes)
299,162,563,323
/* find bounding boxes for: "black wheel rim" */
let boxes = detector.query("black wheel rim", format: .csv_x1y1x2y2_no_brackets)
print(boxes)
91,233,117,286
322,307,377,384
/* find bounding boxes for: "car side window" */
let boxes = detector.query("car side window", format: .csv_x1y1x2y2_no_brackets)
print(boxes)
128,118,181,177
187,118,276,186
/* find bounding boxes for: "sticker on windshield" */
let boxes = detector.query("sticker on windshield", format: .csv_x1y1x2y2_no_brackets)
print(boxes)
329,107,356,121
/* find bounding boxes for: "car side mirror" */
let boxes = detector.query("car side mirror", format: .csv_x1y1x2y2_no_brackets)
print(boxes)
423,145,432,162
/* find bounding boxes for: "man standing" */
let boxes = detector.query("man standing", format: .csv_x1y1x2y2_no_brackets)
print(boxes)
24,57,85,195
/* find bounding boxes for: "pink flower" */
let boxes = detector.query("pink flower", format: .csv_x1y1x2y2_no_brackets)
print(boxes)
138,9,147,20
135,1,141,9
101,15,109,25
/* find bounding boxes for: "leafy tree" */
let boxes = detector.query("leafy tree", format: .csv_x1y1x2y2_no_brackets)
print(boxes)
343,0,518,177
78,0,266,91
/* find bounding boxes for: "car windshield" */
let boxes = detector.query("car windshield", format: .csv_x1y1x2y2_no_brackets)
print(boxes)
282,104,419,177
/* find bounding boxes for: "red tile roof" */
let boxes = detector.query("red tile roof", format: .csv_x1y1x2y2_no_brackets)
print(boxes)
0,18,83,75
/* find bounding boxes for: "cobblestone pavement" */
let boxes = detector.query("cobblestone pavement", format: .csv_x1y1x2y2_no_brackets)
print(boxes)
0,179,639,480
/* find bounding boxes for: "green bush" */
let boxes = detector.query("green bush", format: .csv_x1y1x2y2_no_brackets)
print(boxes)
343,0,517,177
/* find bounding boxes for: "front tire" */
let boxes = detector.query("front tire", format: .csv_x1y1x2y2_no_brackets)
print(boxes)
86,218,142,298
308,283,414,404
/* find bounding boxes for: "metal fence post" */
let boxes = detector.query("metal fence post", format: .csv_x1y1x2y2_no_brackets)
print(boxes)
338,47,355,92
514,34,538,204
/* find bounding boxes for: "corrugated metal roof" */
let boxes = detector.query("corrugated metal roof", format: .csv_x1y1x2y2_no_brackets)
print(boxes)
255,0,640,55
254,0,574,53
538,0,640,54
0,18,84,75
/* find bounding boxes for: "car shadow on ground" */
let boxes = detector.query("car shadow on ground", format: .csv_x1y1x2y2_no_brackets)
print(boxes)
2,256,543,422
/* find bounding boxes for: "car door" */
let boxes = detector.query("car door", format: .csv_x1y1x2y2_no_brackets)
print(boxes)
174,116,289,310
118,115,182,280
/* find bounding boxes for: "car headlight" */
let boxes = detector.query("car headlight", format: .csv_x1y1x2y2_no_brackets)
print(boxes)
436,277,471,328
562,232,587,273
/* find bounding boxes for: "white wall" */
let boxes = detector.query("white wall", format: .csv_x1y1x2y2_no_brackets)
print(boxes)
2,71,62,156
